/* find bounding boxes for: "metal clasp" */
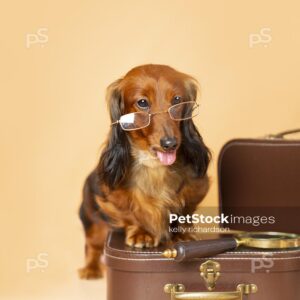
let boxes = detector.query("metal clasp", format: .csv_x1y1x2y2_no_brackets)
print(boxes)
200,260,220,291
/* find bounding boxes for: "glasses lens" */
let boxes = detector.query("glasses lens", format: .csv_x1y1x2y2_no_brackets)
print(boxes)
119,112,149,130
169,102,199,120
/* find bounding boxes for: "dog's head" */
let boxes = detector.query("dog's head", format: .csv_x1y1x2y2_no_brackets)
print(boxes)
98,64,210,189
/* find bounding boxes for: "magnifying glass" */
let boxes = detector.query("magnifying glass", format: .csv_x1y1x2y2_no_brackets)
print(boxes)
163,232,300,262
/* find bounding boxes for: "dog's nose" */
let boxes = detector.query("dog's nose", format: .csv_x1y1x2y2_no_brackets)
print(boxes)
160,137,178,150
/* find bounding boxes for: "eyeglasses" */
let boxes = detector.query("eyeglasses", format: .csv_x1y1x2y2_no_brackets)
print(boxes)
111,101,199,131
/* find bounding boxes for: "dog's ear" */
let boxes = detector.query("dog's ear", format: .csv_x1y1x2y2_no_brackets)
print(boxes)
180,78,211,177
97,79,132,189
180,120,210,177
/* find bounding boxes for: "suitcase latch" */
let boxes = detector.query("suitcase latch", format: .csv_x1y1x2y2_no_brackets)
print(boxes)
200,260,220,291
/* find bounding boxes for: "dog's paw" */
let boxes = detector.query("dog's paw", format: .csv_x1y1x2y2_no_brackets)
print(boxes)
126,227,159,248
78,266,103,280
126,233,156,248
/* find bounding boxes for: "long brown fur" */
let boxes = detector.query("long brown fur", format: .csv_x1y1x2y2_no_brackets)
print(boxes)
78,64,210,279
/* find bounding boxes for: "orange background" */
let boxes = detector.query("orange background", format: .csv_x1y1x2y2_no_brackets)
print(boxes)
1,1,299,299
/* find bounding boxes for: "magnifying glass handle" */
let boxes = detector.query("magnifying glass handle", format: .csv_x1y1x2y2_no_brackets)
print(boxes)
164,238,239,262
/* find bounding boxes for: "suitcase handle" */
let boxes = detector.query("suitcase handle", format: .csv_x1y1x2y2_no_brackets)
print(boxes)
268,128,300,139
163,238,239,262
164,283,258,299
165,260,258,299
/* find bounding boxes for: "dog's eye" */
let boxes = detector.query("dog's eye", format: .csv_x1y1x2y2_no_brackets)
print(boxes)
137,99,149,109
172,96,181,105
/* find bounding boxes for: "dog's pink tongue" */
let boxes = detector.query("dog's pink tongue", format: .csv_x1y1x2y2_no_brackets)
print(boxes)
156,151,176,165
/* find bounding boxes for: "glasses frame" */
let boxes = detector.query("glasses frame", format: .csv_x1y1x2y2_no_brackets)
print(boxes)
111,101,199,131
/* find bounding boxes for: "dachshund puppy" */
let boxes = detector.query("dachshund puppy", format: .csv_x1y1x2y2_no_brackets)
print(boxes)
78,64,210,279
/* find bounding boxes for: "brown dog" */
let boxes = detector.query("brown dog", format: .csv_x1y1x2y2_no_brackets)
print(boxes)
78,64,210,279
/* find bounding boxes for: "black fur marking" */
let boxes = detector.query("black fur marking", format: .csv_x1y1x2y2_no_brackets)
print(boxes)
79,202,92,232
87,170,104,197
179,119,211,177
79,171,112,232
97,126,132,189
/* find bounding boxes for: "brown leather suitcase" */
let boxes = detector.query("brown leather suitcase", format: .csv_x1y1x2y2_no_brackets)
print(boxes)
104,129,300,300
105,231,300,300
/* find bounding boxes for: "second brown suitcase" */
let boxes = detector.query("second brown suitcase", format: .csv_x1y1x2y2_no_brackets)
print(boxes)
218,129,300,233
